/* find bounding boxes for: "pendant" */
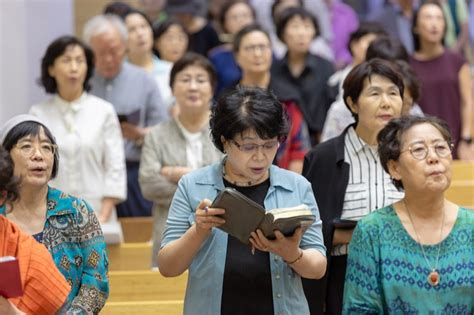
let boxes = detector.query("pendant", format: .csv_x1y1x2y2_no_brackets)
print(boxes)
427,270,440,286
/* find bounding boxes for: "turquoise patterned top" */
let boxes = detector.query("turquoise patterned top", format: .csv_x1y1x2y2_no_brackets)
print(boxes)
0,186,109,314
343,205,474,314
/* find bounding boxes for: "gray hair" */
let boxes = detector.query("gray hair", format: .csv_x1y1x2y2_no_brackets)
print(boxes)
83,14,128,45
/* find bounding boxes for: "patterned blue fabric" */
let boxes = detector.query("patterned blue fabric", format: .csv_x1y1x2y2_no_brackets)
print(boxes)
0,186,109,314
343,205,474,314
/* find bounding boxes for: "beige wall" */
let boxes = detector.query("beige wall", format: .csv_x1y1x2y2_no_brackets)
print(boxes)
74,0,141,38
0,0,74,124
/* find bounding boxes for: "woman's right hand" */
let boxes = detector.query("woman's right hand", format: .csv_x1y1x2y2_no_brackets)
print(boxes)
194,199,225,238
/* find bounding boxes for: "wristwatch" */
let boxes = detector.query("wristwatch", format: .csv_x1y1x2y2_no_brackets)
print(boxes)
460,136,473,144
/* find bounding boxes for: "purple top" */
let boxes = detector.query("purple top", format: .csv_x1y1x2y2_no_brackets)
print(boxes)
410,50,466,145
330,1,359,66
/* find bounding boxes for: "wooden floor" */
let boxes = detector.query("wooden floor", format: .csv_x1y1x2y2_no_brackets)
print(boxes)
107,242,152,271
103,218,186,315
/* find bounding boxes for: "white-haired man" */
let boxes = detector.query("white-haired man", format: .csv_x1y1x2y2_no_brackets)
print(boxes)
84,14,169,217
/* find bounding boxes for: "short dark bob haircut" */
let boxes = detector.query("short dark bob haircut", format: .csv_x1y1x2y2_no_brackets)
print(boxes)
276,7,319,42
219,1,256,34
412,1,446,52
210,86,290,153
0,146,19,203
347,22,386,56
152,17,189,56
39,35,94,94
170,52,217,92
366,36,409,62
2,122,59,179
377,115,452,191
271,0,304,24
232,24,271,53
103,1,132,18
342,58,404,125
123,8,153,28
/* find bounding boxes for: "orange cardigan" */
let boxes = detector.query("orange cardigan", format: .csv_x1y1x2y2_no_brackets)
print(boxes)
0,216,70,314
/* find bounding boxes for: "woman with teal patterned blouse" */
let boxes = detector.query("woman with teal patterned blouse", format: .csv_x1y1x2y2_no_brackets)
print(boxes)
343,115,473,314
0,115,108,314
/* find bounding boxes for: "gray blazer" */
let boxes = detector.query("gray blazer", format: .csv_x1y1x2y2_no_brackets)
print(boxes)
139,118,222,266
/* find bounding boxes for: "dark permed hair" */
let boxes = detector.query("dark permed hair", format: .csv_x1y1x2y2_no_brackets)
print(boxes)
2,121,59,179
38,35,94,94
210,86,290,153
169,52,217,91
377,115,452,191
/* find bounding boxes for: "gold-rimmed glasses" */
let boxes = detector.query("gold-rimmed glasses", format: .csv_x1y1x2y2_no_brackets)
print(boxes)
400,141,453,160
14,142,57,157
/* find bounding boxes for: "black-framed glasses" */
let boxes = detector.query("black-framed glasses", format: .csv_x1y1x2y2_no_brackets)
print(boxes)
14,142,57,157
400,141,453,160
230,139,279,154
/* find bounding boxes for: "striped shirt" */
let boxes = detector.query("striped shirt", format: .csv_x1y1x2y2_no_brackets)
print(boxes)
333,127,404,256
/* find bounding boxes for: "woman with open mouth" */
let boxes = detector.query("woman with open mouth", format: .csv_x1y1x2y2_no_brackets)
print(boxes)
0,115,109,314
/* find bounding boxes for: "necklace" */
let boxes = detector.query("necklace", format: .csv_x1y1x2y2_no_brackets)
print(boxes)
222,160,265,187
404,200,445,286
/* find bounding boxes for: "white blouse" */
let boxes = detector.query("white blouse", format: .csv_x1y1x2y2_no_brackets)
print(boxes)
30,93,126,241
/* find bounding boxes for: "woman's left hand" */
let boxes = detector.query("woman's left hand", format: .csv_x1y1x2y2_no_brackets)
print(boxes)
250,228,303,262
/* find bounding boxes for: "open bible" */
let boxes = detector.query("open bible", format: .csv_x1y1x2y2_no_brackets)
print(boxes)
211,187,315,244
0,256,23,298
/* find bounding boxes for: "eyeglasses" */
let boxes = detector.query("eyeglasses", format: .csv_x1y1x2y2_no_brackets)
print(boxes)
241,44,271,53
400,141,453,160
230,139,279,154
14,142,57,157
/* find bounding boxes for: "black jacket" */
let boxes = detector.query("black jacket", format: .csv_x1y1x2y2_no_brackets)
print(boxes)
302,127,351,314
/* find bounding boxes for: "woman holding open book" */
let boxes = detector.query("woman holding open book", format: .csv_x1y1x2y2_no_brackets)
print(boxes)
158,87,326,315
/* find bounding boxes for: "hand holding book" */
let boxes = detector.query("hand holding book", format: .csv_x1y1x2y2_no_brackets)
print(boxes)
250,227,304,263
211,188,316,244
194,199,225,238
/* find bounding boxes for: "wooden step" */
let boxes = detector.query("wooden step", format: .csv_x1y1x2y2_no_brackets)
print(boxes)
445,180,474,208
107,242,152,271
451,161,474,181
108,271,187,302
102,300,183,315
119,216,154,243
